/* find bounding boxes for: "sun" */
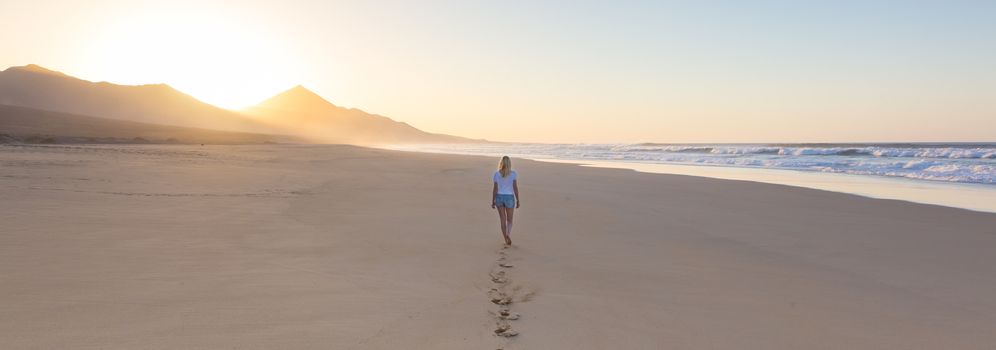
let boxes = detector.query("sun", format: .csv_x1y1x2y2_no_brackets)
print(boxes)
84,7,301,109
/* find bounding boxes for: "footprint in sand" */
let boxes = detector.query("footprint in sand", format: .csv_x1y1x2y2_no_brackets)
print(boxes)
494,321,519,337
488,288,513,305
490,244,523,338
490,271,508,284
499,309,520,320
489,307,520,320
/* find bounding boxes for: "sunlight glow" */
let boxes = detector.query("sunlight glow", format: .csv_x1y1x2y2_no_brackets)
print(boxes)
84,7,301,109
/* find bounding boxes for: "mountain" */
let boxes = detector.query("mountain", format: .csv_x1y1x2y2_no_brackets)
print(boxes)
0,64,476,144
0,104,299,144
0,65,271,133
254,85,333,115
244,85,474,144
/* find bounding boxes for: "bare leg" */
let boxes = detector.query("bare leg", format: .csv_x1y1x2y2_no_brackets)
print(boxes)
505,207,515,244
496,206,510,245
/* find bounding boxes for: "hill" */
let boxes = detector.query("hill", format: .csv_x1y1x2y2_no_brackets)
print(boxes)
0,64,477,144
245,85,475,144
0,64,274,133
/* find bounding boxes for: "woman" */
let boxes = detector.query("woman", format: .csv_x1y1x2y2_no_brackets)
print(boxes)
491,156,520,245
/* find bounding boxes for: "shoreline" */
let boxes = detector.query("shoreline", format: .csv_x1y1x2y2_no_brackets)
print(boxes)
381,146,996,213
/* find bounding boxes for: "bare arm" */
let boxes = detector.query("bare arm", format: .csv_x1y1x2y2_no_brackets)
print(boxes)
492,182,498,208
513,180,520,208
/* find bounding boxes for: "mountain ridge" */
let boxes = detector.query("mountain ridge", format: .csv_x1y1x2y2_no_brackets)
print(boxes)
0,64,268,133
244,83,475,144
0,64,478,144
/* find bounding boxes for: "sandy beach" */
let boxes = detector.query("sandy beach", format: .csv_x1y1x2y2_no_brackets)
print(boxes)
2,144,994,349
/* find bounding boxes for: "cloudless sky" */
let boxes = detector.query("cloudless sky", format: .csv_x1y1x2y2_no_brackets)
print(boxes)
1,0,994,142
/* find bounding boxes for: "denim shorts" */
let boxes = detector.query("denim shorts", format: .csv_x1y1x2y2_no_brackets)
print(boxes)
495,194,516,208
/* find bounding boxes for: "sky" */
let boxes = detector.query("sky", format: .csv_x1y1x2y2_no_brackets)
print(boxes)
1,0,995,143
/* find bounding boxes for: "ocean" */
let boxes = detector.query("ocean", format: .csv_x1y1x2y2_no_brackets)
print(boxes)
385,142,996,212
391,143,995,185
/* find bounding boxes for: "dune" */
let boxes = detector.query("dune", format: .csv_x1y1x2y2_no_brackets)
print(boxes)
0,144,993,349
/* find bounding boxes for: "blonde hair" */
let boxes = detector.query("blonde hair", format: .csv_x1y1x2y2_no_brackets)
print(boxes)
498,156,512,178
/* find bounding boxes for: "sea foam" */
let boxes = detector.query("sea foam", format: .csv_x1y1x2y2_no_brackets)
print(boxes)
393,143,996,185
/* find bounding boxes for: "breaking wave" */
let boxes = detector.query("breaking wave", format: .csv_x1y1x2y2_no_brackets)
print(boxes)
392,143,996,185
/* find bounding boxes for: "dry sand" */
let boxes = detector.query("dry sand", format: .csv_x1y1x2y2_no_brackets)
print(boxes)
1,144,994,349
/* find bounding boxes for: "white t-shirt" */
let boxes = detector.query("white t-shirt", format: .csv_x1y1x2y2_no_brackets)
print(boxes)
493,170,518,195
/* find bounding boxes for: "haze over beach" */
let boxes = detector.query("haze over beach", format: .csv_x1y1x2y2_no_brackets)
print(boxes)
2,1,995,349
